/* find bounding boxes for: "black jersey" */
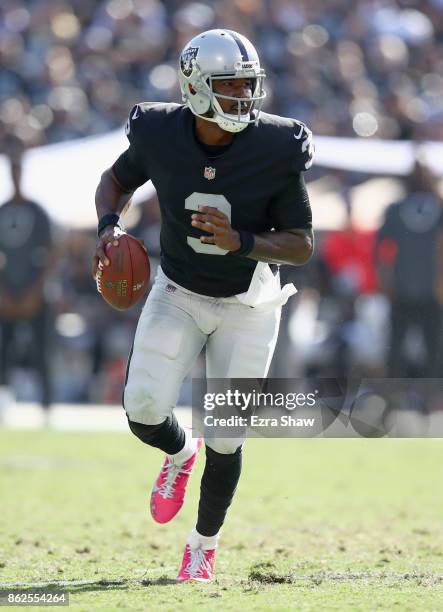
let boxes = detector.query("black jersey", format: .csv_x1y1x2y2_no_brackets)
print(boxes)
112,103,314,297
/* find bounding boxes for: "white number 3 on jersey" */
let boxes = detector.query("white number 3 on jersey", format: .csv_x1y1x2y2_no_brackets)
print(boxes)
185,192,232,255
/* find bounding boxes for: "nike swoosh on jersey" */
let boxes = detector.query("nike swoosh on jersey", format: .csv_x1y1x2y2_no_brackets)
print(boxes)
294,124,304,139
132,106,140,120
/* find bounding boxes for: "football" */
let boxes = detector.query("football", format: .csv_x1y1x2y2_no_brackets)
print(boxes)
97,233,150,310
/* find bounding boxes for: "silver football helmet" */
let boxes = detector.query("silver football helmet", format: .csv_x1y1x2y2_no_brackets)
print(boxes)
178,29,266,133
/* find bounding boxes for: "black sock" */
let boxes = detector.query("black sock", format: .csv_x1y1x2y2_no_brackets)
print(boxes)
127,414,185,455
196,445,242,537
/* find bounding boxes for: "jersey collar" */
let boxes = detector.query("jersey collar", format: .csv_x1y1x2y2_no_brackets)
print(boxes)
182,107,251,163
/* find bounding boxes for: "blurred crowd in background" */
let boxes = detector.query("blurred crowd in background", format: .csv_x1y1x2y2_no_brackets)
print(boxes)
1,0,443,406
2,0,443,145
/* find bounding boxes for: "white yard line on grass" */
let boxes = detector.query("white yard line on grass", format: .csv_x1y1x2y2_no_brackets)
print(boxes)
0,567,177,589
0,403,192,432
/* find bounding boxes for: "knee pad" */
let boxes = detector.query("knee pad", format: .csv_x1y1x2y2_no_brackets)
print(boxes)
123,379,169,426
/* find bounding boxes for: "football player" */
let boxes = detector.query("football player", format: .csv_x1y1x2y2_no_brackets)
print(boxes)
93,29,314,582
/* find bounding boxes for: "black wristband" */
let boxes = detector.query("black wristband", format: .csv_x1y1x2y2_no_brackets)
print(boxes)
97,213,120,237
232,230,255,257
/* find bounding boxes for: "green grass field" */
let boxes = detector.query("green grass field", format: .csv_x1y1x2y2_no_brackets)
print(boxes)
0,430,442,611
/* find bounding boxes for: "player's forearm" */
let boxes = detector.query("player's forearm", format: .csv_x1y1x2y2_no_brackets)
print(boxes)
247,229,314,266
95,168,134,220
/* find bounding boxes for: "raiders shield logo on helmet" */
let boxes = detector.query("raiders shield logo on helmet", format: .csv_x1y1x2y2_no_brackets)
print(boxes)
180,46,199,77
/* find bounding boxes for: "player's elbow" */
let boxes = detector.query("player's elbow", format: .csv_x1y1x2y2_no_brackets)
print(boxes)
288,230,314,266
292,243,313,265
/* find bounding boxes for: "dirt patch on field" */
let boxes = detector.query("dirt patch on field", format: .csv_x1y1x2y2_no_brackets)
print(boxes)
248,564,443,588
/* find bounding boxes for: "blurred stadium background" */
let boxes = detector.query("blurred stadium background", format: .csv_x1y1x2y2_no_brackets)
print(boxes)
1,0,443,412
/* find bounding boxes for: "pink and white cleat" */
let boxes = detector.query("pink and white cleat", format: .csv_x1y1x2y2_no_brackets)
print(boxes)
177,543,216,583
150,436,202,524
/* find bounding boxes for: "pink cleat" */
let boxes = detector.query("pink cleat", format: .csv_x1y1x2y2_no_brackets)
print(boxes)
150,436,202,524
177,543,216,583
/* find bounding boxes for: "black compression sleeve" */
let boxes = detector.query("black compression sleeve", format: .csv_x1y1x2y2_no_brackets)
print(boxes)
127,415,185,455
112,143,150,192
197,445,242,536
268,172,312,231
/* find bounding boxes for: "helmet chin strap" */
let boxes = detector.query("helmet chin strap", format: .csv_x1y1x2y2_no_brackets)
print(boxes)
194,111,249,133
211,96,250,133
214,112,250,133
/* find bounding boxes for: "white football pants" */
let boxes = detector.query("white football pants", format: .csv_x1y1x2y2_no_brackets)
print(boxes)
124,267,281,453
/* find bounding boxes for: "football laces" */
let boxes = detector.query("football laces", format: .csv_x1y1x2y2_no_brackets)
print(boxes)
96,261,104,294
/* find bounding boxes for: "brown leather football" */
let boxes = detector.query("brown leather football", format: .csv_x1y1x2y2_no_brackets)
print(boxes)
97,234,150,310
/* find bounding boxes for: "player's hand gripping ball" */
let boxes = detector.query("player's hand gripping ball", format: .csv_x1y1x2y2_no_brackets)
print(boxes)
96,232,150,310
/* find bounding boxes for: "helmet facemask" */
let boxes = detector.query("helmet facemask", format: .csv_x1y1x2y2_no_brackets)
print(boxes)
181,60,266,133
207,73,266,132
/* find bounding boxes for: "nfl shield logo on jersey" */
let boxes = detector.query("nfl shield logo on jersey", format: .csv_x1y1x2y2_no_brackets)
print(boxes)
204,166,216,180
